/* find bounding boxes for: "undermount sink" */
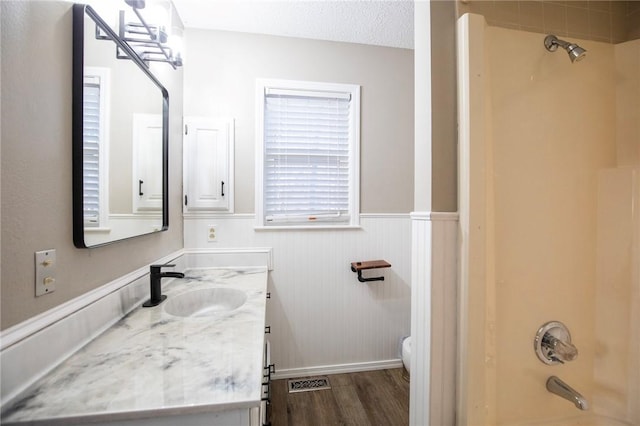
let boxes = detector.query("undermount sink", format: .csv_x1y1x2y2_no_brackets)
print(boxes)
164,287,247,318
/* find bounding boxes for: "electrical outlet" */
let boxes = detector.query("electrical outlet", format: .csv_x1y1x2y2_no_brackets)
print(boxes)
207,225,217,242
35,249,56,297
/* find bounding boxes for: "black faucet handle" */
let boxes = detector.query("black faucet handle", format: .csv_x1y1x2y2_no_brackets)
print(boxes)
151,263,175,268
150,264,176,273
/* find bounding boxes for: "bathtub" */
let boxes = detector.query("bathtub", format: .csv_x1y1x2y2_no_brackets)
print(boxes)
506,415,633,426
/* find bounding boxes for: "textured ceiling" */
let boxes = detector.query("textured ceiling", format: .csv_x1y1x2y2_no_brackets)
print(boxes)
171,0,414,49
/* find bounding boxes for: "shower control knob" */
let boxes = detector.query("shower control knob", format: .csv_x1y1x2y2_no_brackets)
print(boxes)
543,334,578,363
534,321,578,365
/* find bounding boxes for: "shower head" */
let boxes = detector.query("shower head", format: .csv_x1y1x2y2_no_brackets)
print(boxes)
544,35,587,63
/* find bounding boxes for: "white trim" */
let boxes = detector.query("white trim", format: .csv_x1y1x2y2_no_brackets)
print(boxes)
410,211,431,221
0,250,184,351
255,81,266,227
183,248,274,271
271,359,403,380
258,78,360,99
228,119,235,213
456,13,492,426
265,87,351,100
411,211,459,221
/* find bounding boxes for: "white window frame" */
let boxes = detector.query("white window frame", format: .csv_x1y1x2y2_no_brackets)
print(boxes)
83,66,110,231
255,79,360,229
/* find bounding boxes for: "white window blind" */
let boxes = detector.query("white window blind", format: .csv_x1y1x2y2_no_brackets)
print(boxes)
257,80,360,227
83,78,101,226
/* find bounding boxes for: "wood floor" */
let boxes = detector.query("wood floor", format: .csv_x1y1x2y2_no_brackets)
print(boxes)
270,368,410,426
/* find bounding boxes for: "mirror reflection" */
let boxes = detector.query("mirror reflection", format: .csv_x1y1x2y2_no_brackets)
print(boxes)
73,4,168,248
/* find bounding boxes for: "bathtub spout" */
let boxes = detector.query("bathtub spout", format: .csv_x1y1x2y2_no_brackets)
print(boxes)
546,376,589,410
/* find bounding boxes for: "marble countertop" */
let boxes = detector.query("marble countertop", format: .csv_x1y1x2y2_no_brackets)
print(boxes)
2,267,268,425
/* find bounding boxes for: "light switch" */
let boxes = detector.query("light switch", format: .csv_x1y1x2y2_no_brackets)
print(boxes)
35,249,56,297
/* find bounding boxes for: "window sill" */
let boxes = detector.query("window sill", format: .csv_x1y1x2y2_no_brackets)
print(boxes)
254,225,362,231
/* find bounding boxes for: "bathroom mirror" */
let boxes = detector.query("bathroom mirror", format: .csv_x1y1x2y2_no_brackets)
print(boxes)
72,4,169,248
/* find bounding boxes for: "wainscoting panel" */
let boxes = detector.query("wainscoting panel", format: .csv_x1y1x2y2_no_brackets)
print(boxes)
184,214,412,374
410,213,432,426
409,212,458,426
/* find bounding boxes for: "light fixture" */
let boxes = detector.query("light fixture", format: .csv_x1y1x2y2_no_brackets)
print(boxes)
116,0,183,69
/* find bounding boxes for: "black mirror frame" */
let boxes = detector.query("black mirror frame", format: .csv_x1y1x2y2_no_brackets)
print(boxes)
72,3,169,248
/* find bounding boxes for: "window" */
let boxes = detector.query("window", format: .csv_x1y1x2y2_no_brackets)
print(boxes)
256,79,360,228
83,67,110,228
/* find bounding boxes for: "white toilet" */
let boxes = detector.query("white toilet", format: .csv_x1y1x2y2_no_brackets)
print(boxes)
402,336,411,374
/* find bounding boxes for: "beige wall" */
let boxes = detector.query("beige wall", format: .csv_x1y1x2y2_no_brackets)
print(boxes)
415,1,432,213
183,29,414,214
0,1,184,330
430,0,458,213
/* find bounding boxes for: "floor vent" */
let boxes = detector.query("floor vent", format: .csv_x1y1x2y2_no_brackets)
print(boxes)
288,376,332,393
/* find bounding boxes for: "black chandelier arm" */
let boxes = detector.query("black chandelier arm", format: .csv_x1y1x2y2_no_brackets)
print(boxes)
96,7,182,69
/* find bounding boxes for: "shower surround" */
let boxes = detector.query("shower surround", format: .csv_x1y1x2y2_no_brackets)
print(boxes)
457,13,640,426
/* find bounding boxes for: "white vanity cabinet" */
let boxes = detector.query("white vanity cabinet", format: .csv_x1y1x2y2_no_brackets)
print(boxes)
183,117,234,212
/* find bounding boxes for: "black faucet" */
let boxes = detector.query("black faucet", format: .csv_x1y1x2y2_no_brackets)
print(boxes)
142,264,185,307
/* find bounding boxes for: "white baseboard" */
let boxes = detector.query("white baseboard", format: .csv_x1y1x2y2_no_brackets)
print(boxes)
271,359,403,380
